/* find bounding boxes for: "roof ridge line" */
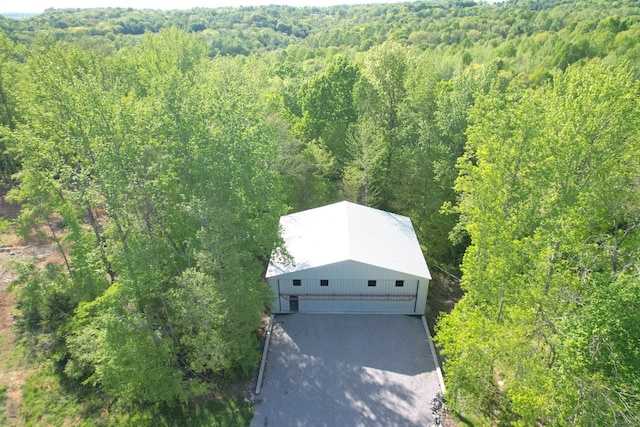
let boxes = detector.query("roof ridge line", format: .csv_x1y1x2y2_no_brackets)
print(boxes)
344,201,353,260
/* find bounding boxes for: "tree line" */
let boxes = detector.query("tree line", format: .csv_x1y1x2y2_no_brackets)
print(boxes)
0,0,639,424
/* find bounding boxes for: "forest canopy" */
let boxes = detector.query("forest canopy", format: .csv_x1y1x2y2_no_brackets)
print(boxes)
0,0,639,424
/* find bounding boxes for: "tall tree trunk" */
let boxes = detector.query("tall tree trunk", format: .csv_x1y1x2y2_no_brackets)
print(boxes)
47,217,73,278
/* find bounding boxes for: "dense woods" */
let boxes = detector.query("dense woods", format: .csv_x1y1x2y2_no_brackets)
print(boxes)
1,0,639,424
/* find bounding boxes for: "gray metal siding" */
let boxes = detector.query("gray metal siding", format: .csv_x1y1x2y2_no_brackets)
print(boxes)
298,298,415,313
269,260,429,314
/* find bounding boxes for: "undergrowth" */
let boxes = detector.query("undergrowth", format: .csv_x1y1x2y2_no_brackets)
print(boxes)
21,360,253,426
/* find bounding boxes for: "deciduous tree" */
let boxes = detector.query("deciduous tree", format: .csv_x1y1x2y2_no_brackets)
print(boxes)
436,60,640,425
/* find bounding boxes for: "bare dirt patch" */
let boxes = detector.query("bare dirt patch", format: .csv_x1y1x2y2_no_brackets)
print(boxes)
0,253,28,426
0,196,59,426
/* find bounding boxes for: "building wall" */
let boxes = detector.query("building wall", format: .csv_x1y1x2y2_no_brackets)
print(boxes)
268,260,429,314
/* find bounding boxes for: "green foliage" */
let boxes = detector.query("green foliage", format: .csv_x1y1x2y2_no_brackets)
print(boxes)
358,40,412,208
342,118,385,207
279,139,340,211
22,363,89,427
10,28,284,406
436,61,640,425
2,0,640,423
22,359,252,426
10,261,73,334
0,0,639,72
0,30,21,187
295,55,360,165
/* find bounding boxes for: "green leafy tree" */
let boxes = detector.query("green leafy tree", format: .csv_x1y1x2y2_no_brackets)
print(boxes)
295,55,360,166
11,29,285,404
268,59,341,211
0,30,21,187
436,60,640,425
341,118,385,207
359,40,411,208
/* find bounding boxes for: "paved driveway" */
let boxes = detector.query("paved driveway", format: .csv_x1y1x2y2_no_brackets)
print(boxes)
251,314,441,427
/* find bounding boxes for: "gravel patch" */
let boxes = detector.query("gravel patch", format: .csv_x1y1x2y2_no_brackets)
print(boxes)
252,314,441,427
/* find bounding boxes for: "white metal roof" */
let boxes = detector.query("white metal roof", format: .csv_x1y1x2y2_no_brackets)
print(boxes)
266,201,431,279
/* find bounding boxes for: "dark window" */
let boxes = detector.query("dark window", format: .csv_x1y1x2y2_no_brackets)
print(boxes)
368,280,376,287
396,280,404,287
321,279,329,287
293,279,301,286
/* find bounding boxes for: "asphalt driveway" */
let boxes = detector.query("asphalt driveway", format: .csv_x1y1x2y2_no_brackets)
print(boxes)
251,314,441,427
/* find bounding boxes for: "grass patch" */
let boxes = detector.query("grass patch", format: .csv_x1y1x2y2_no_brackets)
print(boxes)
0,232,21,247
0,321,23,372
152,396,253,427
0,384,7,424
22,363,88,427
21,360,253,426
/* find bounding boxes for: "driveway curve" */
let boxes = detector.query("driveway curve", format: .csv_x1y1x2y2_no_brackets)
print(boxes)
251,314,441,427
